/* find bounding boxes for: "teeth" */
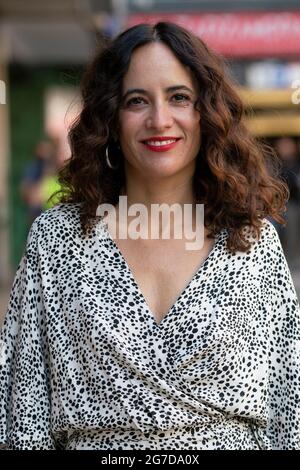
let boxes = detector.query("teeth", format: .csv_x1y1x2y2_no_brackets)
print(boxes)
146,139,177,146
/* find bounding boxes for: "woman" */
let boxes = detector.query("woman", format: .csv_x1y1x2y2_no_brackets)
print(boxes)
1,22,299,450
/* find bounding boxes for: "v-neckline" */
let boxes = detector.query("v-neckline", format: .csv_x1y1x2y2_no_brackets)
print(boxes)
100,218,224,327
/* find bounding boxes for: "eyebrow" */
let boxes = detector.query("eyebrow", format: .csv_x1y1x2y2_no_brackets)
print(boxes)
122,85,194,102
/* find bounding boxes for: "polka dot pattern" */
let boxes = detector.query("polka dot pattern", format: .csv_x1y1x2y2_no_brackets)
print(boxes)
0,203,299,449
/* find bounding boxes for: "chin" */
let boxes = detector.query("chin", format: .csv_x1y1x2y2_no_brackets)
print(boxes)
143,162,186,178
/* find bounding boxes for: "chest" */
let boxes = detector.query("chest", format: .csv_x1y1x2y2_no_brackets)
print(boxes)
111,236,215,324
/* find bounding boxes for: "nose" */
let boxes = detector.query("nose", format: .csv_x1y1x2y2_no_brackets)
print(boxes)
146,102,174,130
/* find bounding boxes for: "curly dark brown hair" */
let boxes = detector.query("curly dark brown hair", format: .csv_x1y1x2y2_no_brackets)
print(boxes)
52,21,288,253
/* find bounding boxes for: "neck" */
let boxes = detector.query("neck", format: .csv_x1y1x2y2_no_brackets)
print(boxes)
119,169,196,210
112,170,202,239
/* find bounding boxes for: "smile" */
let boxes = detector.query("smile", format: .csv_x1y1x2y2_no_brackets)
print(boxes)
141,137,182,152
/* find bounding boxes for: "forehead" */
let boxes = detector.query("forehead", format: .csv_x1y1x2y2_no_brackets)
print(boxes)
122,42,197,90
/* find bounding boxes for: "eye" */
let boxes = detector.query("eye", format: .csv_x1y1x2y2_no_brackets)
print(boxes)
172,93,191,103
125,96,147,107
123,93,192,108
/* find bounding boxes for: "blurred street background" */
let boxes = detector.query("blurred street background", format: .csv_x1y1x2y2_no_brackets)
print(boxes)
1,0,300,319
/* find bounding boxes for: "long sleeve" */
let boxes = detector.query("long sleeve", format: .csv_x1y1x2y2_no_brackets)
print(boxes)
0,220,56,449
265,225,300,449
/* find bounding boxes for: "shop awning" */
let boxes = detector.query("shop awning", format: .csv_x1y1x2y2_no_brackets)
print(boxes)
127,11,300,58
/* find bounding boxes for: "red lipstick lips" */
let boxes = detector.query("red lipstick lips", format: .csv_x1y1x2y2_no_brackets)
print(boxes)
141,136,182,152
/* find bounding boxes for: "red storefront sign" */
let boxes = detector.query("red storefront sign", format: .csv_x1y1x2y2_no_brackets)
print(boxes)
126,11,300,57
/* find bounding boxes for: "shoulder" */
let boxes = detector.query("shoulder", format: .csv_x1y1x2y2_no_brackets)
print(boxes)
27,202,84,248
258,218,281,244
239,217,282,250
225,218,284,268
32,202,82,230
241,218,286,273
257,218,283,256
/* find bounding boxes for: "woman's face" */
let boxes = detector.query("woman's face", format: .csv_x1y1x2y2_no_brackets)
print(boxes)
118,42,201,179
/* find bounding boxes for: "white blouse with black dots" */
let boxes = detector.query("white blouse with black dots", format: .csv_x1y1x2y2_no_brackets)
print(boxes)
0,203,299,450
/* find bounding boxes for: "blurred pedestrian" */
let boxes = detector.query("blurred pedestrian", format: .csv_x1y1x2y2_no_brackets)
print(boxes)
40,136,67,211
19,140,54,224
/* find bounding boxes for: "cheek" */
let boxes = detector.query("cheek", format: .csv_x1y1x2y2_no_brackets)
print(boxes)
181,111,201,154
185,113,201,142
118,113,143,161
119,113,140,144
177,106,200,129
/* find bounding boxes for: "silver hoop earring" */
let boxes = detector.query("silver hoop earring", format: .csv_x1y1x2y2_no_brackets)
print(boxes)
105,145,119,170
